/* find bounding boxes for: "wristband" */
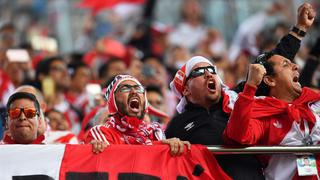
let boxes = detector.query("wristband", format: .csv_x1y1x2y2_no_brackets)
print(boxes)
291,26,306,37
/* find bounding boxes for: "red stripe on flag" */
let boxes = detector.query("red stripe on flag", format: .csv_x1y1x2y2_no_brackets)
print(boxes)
77,0,145,14
59,144,231,180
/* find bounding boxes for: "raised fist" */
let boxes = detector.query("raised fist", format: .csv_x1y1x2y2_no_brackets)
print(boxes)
296,3,316,32
247,64,267,87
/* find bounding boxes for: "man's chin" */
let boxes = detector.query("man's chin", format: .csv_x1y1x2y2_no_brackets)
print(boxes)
293,83,302,93
13,133,35,143
208,93,220,102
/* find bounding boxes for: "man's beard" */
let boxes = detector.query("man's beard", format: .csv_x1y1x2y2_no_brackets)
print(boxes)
116,100,145,119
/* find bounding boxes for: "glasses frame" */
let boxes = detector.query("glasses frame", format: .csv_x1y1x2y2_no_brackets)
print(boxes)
186,66,216,82
8,107,39,119
116,84,145,94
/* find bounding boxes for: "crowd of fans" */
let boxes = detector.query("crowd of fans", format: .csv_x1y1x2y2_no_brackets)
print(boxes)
1,0,320,179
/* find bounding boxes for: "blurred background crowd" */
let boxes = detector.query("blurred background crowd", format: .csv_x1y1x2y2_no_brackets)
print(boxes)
0,0,319,142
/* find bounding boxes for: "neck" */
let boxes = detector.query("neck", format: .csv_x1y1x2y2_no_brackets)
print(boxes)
188,96,221,111
13,134,38,144
269,89,300,103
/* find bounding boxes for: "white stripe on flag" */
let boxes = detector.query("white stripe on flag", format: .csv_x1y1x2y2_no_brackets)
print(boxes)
0,145,65,180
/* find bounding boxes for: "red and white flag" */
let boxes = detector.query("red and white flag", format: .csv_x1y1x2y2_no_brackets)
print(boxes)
77,0,145,14
0,144,231,180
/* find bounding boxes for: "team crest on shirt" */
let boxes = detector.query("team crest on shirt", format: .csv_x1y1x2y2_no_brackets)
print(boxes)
184,122,195,131
273,120,282,128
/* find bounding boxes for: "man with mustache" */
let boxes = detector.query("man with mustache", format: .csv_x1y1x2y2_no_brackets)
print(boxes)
4,92,45,144
85,75,190,156
224,3,318,179
166,56,265,179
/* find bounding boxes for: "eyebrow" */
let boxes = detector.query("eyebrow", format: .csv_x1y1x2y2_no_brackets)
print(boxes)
282,59,290,65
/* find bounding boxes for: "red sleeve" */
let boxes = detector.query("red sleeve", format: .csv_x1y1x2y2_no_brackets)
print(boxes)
84,125,118,145
224,84,265,145
152,141,163,145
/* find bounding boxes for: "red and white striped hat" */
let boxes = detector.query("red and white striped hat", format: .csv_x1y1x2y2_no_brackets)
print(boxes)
170,56,236,113
105,74,168,118
105,75,147,116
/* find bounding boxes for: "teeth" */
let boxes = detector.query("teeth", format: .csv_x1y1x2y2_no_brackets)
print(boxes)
293,75,299,82
129,97,139,103
131,99,138,102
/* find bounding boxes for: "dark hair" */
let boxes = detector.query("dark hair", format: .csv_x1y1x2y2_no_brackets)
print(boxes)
35,56,64,80
6,92,41,114
146,85,163,97
68,62,89,78
253,51,276,96
98,58,124,80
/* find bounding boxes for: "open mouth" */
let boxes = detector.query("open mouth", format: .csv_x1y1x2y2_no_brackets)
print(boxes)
293,74,299,83
207,80,216,92
128,97,140,113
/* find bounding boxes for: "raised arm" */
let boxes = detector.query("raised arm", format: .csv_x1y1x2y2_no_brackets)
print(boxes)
224,64,266,145
273,3,316,61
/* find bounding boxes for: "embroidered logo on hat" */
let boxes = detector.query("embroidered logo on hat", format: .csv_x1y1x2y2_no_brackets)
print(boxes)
175,69,185,86
172,65,187,97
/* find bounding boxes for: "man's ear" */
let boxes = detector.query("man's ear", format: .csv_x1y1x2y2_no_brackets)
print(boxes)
38,116,43,127
263,75,276,87
182,85,191,96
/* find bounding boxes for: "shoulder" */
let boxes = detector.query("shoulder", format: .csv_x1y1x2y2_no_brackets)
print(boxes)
90,124,116,135
87,124,119,143
167,113,189,128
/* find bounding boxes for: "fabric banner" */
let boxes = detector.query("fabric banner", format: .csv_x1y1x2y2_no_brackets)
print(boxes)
77,0,145,14
0,144,230,180
0,145,65,180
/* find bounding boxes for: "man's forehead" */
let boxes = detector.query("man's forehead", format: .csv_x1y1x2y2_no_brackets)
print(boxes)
269,54,290,63
119,80,139,86
10,98,35,107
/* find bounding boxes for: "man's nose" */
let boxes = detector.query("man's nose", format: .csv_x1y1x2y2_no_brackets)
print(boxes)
291,62,299,71
18,111,27,121
204,69,212,78
129,87,137,93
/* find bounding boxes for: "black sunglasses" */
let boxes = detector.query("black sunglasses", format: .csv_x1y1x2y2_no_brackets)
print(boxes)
186,66,216,82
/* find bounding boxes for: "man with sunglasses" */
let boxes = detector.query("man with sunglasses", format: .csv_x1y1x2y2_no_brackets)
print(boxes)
85,75,191,156
4,92,45,144
224,3,318,179
166,56,265,179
